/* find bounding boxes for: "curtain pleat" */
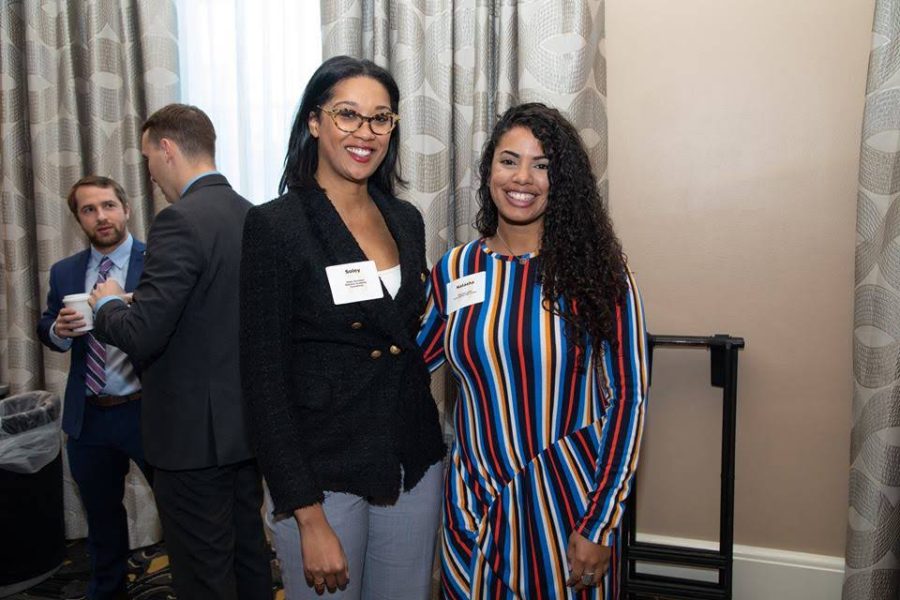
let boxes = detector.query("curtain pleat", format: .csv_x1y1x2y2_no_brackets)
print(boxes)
0,0,179,548
846,0,900,597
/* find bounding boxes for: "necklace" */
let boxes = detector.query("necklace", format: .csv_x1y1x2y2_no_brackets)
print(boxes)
494,229,537,265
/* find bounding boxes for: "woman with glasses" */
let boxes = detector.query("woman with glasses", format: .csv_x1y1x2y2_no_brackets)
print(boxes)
240,55,445,599
418,103,648,599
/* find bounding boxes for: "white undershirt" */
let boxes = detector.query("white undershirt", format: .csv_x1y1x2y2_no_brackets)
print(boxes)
378,264,402,299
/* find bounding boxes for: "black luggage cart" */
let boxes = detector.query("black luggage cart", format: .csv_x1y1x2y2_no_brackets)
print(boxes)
621,334,745,600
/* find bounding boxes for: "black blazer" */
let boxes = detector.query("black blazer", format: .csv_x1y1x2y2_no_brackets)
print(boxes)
94,174,254,470
240,186,445,514
36,239,145,438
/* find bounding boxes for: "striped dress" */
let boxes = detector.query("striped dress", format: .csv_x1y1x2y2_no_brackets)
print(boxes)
417,239,648,600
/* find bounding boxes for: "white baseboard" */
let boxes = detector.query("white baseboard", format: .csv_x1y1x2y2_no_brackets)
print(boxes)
633,533,845,600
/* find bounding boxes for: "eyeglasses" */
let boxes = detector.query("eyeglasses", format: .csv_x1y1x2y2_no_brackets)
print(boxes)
317,105,399,135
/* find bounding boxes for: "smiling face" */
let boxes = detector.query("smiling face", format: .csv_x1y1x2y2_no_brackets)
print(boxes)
73,185,130,252
309,76,394,190
489,125,550,230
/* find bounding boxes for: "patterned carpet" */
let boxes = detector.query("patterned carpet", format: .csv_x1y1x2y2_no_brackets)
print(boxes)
6,540,284,600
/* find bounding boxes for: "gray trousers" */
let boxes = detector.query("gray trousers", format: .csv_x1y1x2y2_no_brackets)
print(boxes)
266,462,443,600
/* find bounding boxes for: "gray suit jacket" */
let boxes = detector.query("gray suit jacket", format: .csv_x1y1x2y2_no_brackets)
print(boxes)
95,174,253,470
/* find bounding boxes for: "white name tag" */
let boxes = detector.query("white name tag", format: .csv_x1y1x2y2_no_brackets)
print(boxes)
446,272,486,314
325,260,384,305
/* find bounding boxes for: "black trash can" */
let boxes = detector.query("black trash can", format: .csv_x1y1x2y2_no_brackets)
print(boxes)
0,391,65,597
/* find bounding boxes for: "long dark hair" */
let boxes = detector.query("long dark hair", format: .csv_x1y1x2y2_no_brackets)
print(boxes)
279,55,403,195
475,103,627,351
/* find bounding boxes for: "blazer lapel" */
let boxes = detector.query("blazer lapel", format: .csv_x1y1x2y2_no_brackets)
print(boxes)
68,249,91,354
370,189,418,309
367,189,418,342
125,241,145,292
304,188,369,267
304,187,415,344
72,249,91,293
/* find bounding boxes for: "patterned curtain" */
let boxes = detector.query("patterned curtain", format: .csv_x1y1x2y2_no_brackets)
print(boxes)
0,0,179,547
320,0,608,263
320,1,606,595
846,0,900,597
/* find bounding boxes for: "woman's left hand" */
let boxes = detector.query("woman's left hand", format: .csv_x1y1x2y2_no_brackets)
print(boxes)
565,531,611,591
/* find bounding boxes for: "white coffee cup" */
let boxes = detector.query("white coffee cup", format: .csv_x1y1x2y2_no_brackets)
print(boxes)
62,293,94,332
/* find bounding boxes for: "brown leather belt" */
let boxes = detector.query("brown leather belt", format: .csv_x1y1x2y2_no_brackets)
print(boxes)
86,391,141,407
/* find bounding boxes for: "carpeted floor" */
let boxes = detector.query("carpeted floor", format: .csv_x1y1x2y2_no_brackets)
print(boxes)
6,539,284,600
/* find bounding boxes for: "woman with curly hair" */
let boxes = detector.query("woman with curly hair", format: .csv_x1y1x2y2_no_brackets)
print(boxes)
418,103,648,599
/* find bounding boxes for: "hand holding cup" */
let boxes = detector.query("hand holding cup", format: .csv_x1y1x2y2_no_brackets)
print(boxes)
58,294,92,336
54,306,89,337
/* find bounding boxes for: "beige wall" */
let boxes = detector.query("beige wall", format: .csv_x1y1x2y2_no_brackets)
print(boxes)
606,0,874,557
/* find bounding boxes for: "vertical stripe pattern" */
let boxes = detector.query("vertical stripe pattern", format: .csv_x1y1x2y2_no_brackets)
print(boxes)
85,257,114,395
418,240,648,599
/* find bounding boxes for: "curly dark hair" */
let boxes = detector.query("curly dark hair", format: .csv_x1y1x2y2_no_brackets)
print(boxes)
475,102,627,352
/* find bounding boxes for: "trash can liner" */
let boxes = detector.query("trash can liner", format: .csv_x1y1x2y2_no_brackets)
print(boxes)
0,392,60,435
0,391,61,474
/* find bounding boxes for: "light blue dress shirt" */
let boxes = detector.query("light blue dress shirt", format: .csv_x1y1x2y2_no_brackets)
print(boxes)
50,234,141,396
180,170,219,197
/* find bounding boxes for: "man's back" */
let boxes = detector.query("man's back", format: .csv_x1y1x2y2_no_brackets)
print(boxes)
96,174,253,470
92,103,273,600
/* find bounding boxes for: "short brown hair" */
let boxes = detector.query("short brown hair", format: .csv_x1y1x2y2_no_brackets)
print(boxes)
66,175,129,216
142,103,216,160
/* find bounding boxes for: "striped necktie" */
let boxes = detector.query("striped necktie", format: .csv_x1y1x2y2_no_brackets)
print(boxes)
85,257,114,395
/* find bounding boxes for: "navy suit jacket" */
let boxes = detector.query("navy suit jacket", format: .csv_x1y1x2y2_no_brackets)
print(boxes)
37,239,145,438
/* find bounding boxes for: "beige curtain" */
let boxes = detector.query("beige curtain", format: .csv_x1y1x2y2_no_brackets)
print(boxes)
846,0,900,597
321,0,608,262
320,0,607,594
0,0,179,547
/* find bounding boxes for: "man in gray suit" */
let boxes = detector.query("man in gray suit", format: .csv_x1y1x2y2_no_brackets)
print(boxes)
90,104,272,599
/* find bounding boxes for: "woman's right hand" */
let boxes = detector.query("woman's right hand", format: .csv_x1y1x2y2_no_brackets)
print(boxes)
295,504,349,594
